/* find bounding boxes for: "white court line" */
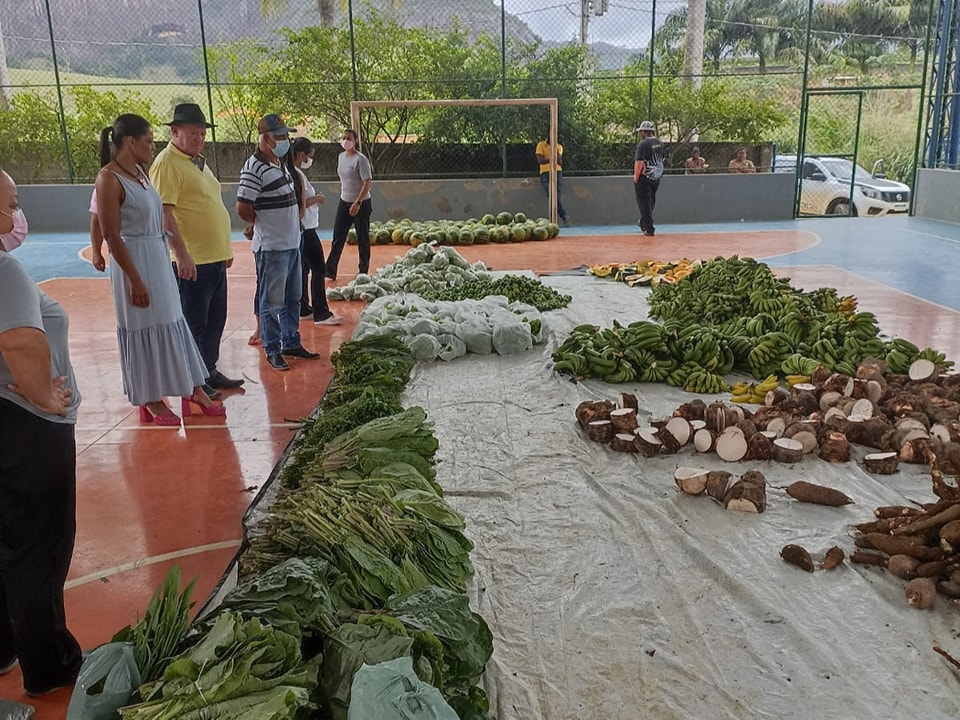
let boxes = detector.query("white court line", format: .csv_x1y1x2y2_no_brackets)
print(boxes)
65,539,242,589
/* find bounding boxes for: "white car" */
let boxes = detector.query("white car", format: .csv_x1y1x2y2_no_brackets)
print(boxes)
774,154,911,216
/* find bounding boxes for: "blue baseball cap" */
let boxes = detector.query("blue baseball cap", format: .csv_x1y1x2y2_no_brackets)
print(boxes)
257,114,294,135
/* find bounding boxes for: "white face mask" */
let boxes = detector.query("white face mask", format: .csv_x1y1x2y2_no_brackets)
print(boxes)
340,139,355,152
300,158,313,170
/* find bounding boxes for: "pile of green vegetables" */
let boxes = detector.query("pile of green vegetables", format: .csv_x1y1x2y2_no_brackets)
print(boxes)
554,256,951,390
327,244,492,302
117,333,494,720
423,274,572,311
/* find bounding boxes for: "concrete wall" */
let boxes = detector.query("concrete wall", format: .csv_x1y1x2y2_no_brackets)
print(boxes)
914,169,960,224
18,173,797,233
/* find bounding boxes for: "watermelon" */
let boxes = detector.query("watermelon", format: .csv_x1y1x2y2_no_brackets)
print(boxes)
510,226,526,242
547,223,560,238
496,211,513,225
532,226,549,241
409,232,425,247
513,212,527,223
481,213,496,225
347,229,358,245
459,229,475,245
474,227,490,244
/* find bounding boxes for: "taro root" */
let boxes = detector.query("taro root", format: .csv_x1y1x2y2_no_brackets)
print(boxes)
905,577,936,609
819,431,851,463
772,437,804,464
609,408,639,434
863,452,899,475
743,431,773,461
674,467,710,495
576,400,615,428
781,544,815,572
634,428,662,458
674,399,706,422
586,420,615,443
610,433,638,452
724,470,766,513
821,546,845,570
705,470,734,503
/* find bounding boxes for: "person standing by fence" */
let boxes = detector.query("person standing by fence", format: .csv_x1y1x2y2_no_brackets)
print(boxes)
535,137,570,226
325,128,373,283
633,120,665,237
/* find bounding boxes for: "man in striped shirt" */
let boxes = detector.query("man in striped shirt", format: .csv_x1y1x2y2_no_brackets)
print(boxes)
237,114,319,371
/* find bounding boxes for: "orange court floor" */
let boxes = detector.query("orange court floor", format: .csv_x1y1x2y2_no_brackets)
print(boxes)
3,220,960,717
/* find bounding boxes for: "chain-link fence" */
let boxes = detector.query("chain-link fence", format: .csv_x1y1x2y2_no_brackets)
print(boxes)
0,0,935,192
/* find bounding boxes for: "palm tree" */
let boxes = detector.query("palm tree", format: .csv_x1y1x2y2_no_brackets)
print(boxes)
728,0,806,73
654,0,744,75
683,0,708,88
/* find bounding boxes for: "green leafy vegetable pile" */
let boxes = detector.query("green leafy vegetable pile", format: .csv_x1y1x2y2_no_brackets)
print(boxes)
422,274,572,311
119,611,317,720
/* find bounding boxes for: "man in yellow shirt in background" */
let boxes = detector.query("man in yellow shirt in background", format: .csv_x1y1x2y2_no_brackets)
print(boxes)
150,103,244,393
535,138,570,226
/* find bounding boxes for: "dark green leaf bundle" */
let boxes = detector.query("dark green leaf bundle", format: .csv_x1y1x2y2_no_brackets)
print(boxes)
423,274,572,311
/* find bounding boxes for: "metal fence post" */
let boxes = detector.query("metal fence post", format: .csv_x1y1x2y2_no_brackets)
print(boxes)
348,0,359,100
647,0,656,117
198,0,220,178
43,0,73,183
501,0,508,177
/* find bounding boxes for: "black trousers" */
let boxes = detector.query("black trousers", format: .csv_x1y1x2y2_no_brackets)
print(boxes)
326,198,372,280
634,179,659,233
300,228,333,321
173,260,228,376
0,399,81,693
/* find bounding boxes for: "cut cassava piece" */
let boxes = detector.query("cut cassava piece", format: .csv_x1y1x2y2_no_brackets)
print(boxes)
785,480,853,506
609,408,639,434
634,428,663,458
781,544,815,572
863,452,899,475
693,428,717,453
576,400,614,428
611,433,638,452
821,546,845,570
772,437,804,464
819,431,852,463
705,470,734,503
724,470,767,513
744,431,773,461
674,399,706,422
716,428,749,462
905,577,937,609
908,358,938,383
586,420,615,443
674,467,711,495
663,417,693,446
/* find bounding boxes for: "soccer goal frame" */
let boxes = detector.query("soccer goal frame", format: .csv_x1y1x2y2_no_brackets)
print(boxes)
350,98,560,224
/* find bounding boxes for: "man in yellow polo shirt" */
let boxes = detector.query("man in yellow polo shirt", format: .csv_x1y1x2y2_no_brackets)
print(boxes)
149,103,243,392
534,137,570,226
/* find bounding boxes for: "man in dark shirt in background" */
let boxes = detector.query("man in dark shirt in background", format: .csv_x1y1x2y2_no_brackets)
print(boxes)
633,120,665,237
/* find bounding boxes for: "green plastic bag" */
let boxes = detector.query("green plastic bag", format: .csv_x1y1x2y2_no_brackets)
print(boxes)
347,656,458,720
66,643,141,720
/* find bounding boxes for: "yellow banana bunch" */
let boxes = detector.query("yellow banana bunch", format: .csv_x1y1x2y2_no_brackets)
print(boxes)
785,374,811,387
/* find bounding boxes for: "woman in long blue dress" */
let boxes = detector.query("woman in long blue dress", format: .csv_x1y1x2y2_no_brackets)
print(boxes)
95,114,225,425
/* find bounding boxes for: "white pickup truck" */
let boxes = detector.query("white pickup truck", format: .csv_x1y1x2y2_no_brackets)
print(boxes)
774,154,911,216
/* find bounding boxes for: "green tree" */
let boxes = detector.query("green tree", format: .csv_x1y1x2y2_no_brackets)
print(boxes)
654,0,742,74
206,39,274,143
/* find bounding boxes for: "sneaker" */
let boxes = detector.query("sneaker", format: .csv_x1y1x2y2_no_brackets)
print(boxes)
561,218,570,227
266,353,290,371
206,369,244,389
314,314,343,326
282,345,321,360
25,679,77,698
644,230,656,237
0,655,17,675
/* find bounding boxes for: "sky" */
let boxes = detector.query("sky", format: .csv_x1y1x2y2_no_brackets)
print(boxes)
501,0,674,49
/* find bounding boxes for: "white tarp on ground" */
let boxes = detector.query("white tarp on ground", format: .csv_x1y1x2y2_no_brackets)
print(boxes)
401,274,960,720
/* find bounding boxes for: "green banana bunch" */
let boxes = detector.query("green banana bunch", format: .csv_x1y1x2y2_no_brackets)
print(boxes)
684,368,729,394
918,347,955,369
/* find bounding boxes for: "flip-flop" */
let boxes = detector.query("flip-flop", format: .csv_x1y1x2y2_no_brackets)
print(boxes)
248,334,261,346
